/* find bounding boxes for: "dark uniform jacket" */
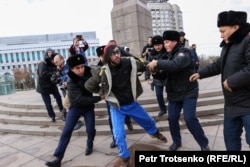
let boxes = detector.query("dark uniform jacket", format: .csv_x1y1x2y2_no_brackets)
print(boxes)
67,66,101,109
157,44,198,102
146,49,168,86
198,23,250,118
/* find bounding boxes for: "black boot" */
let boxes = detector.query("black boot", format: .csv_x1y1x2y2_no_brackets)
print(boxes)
74,120,83,130
62,111,67,121
169,143,181,151
125,116,133,131
158,110,167,117
60,109,67,121
85,147,93,155
45,157,61,167
110,140,117,148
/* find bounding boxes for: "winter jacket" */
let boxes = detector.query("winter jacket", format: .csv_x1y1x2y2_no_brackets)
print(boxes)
85,57,146,109
36,49,58,94
67,66,101,109
146,49,168,86
198,23,250,118
157,44,198,102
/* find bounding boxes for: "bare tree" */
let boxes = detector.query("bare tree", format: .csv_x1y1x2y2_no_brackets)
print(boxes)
12,67,35,90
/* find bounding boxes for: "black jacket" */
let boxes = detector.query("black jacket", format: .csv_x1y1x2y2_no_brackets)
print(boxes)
157,44,198,102
198,23,250,118
146,49,168,85
67,66,101,109
36,56,58,94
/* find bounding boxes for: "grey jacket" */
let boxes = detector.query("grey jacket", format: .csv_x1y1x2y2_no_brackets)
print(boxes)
85,57,145,109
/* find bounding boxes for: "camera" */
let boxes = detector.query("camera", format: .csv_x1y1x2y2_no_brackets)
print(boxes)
124,47,130,52
59,84,67,91
120,46,130,53
51,69,62,84
147,48,153,52
79,40,83,45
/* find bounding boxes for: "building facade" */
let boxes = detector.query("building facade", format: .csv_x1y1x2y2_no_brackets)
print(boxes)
147,0,184,36
0,32,100,75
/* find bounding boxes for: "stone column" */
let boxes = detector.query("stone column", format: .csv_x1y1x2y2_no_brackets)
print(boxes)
111,0,152,56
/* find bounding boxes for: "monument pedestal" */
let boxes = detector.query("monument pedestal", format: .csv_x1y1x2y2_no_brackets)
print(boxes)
111,0,152,55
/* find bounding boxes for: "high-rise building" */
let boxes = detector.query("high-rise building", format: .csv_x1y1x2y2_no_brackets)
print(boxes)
147,0,184,36
0,32,100,75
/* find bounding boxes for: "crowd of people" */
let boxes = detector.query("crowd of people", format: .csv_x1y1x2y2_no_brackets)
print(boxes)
39,10,250,167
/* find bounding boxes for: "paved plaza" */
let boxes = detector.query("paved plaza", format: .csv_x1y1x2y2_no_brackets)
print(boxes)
0,75,249,167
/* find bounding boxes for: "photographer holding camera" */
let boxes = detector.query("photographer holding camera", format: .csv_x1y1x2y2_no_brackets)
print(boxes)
36,49,64,123
51,54,68,121
69,35,89,66
141,36,153,81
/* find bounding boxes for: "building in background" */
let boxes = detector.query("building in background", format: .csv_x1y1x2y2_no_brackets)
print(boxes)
0,32,100,75
147,0,184,36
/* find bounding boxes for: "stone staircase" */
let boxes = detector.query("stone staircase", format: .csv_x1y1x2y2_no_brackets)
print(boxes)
0,89,224,136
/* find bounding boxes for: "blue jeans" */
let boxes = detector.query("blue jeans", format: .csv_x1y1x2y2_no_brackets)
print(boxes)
155,85,167,112
109,101,157,158
168,98,208,148
224,114,250,150
41,88,63,118
54,106,96,160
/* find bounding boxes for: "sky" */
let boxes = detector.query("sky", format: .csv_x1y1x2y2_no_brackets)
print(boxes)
0,0,250,56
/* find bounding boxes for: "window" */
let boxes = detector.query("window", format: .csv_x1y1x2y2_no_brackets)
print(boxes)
27,52,30,61
87,49,90,56
63,49,66,56
10,53,14,62
32,51,35,61
92,47,95,56
5,54,9,63
21,52,25,62
0,54,2,63
16,53,20,62
37,51,41,60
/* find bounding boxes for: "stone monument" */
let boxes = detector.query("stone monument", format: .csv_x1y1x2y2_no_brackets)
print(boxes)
111,0,152,56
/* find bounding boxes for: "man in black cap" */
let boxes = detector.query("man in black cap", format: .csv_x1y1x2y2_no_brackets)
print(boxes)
179,31,189,48
190,10,250,151
45,54,105,167
147,30,209,151
145,35,168,117
96,45,106,66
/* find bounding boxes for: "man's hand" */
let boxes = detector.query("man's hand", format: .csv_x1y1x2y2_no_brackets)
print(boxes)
99,94,105,100
223,79,232,92
189,73,200,82
147,60,157,74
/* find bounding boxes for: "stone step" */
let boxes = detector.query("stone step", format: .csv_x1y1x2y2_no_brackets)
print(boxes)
0,114,224,136
0,90,223,109
0,86,224,136
0,95,224,117
0,103,224,126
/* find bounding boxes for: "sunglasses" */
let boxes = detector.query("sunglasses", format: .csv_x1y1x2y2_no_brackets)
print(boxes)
111,50,121,56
